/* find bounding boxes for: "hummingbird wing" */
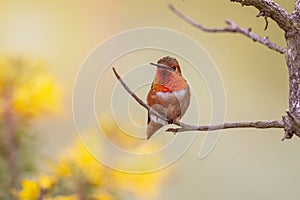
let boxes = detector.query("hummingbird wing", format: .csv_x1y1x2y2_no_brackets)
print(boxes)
146,104,168,139
146,94,169,139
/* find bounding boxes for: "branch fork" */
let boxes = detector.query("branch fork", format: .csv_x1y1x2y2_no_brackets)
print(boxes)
168,1,300,139
168,4,286,54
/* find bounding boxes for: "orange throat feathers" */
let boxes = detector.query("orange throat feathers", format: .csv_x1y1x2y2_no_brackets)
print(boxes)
151,69,188,92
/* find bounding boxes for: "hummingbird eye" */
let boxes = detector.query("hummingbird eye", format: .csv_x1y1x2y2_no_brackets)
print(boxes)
172,66,177,71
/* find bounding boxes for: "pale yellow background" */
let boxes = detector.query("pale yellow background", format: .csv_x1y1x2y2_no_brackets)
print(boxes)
0,0,298,199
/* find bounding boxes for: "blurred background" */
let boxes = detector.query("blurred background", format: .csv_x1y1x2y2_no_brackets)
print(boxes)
0,0,299,199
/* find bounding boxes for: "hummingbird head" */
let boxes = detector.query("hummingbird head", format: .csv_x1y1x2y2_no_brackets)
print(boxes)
150,56,182,75
150,56,188,92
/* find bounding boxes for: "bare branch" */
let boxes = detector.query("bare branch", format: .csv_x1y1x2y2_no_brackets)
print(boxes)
231,0,291,31
112,67,284,135
168,4,286,54
112,67,168,123
167,120,284,133
112,67,149,112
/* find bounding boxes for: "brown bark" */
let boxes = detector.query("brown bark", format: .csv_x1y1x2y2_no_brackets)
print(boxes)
283,1,300,138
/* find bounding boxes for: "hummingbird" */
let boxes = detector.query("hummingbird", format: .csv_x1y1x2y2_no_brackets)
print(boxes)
146,56,190,139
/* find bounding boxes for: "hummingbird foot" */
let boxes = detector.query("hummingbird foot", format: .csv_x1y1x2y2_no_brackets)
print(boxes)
167,119,174,124
166,127,179,134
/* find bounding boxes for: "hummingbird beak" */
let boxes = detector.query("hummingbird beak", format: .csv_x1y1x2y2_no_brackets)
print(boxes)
150,62,171,71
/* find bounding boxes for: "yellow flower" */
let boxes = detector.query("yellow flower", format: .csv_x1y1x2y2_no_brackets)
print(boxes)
50,124,167,199
111,170,163,198
54,158,72,178
18,179,40,200
39,174,57,190
13,73,60,118
109,144,166,198
72,141,104,186
0,55,61,118
53,140,104,186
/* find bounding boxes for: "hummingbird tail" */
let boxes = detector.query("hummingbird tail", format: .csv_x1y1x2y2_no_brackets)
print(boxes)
146,120,164,139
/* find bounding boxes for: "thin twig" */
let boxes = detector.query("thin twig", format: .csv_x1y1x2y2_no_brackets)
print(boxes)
264,17,269,31
112,67,168,122
112,67,150,112
231,0,291,31
112,67,284,134
168,4,286,54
